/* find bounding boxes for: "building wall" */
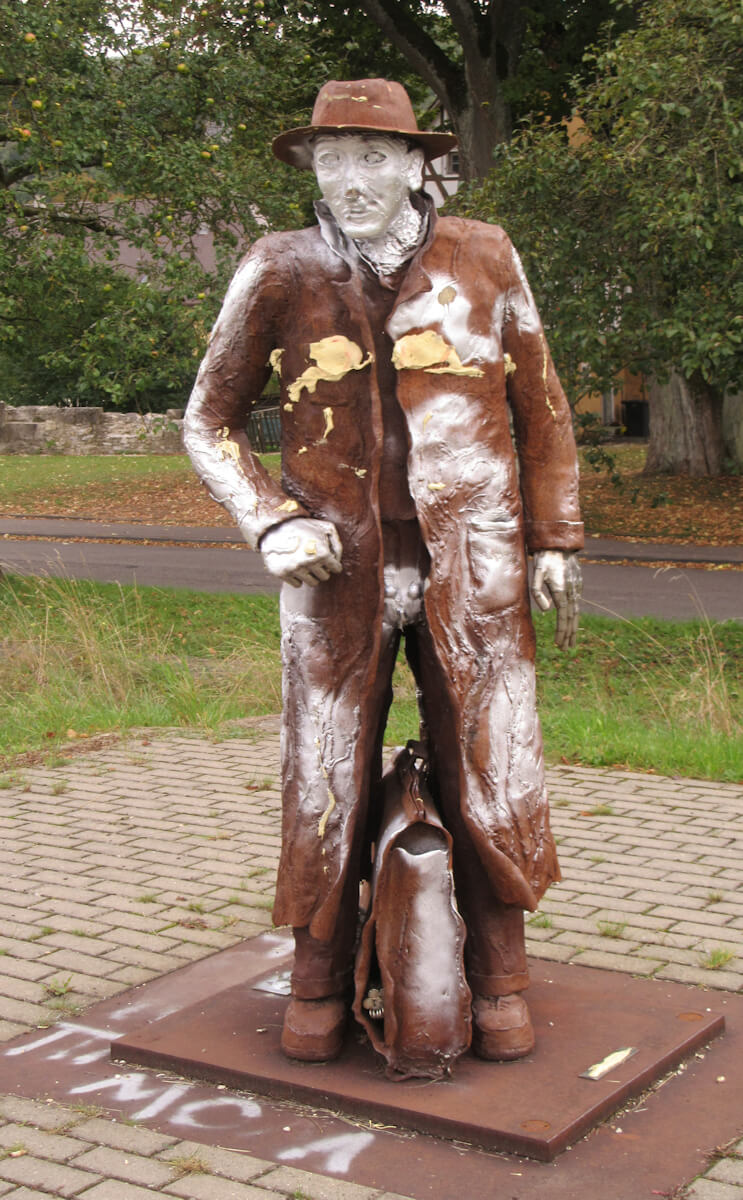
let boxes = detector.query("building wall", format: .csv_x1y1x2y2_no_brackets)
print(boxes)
574,370,649,434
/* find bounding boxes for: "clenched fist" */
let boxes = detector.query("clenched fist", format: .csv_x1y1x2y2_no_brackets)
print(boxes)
260,517,343,588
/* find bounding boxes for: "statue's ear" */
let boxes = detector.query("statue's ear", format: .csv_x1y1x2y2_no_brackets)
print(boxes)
405,146,425,192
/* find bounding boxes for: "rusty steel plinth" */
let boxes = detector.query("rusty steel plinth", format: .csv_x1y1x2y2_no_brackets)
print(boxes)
113,954,724,1162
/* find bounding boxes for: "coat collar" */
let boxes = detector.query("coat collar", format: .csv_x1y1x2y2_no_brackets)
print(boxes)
314,191,438,299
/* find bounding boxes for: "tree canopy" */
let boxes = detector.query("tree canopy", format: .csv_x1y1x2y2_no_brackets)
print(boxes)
0,0,647,413
0,0,363,409
454,0,743,473
319,0,638,178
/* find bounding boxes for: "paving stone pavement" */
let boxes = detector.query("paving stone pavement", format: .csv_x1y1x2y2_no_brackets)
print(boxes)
0,723,741,1198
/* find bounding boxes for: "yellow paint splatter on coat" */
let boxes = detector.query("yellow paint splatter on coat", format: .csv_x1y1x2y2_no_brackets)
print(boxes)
392,331,484,377
504,353,516,377
321,406,335,440
275,498,300,513
428,482,446,491
313,735,337,838
539,334,557,421
287,336,373,404
318,789,336,839
438,285,457,305
269,348,284,376
422,412,433,430
215,429,241,464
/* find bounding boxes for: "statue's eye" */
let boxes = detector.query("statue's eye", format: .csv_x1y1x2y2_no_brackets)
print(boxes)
364,150,386,164
317,152,340,167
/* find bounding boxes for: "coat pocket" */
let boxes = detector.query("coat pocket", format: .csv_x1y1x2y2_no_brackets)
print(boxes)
465,516,527,612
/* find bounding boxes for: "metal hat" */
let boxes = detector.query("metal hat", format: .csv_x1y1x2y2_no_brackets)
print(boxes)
272,78,457,169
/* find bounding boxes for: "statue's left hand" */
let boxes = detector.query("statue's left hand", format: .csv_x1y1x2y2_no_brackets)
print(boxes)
531,551,582,650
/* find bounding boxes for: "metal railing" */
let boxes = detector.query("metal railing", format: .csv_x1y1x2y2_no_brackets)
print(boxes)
247,405,281,452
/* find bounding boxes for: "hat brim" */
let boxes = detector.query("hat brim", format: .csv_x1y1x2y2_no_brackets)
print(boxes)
272,124,458,169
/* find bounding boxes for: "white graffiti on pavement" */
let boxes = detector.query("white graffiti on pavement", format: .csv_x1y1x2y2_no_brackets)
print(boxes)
6,1022,111,1061
4,1021,262,1129
279,1132,376,1174
2,1018,377,1172
70,1072,261,1125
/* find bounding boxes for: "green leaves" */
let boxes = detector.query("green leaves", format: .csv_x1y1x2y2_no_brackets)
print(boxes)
0,0,330,409
453,0,743,426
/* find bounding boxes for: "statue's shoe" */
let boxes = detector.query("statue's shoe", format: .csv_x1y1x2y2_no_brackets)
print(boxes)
280,996,347,1062
471,993,535,1061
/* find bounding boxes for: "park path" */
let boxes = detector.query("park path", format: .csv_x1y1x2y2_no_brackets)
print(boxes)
0,723,741,1198
1,518,742,619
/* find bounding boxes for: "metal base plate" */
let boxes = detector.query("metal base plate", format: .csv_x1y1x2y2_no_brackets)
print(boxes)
113,950,724,1161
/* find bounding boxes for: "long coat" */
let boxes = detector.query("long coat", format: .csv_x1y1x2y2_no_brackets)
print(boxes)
184,201,584,942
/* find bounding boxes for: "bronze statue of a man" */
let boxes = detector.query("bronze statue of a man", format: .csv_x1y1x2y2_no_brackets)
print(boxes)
185,78,583,1067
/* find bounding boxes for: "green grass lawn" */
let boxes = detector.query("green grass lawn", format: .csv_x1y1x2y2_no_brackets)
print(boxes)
0,447,637,497
2,573,740,781
0,452,282,499
0,453,193,493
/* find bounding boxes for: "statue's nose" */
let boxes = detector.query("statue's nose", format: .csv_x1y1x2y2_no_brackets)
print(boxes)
342,167,362,196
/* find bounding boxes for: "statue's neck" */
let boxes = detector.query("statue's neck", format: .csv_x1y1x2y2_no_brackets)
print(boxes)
354,198,425,276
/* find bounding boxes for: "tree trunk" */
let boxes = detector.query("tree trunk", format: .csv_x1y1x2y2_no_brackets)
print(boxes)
355,0,524,180
450,68,511,179
451,97,509,179
722,393,743,470
645,370,726,476
448,0,523,179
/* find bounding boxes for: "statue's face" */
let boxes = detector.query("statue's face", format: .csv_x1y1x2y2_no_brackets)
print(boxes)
312,133,424,240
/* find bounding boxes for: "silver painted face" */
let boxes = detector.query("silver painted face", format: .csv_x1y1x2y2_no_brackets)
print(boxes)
312,134,424,241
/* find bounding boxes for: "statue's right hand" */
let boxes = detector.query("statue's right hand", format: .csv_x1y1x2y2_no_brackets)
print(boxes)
259,517,343,588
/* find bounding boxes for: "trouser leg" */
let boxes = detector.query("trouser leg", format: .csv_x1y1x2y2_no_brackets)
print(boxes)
450,864,529,997
290,887,359,1000
404,617,530,998
289,529,407,999
286,517,528,1003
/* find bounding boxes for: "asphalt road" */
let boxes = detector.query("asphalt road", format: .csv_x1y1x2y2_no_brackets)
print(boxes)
1,522,740,621
579,559,741,622
0,537,278,595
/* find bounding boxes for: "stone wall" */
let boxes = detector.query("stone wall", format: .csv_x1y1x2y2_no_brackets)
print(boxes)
1,396,740,464
0,403,185,455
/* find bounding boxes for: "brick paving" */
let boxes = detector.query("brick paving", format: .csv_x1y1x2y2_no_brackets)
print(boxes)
0,1096,412,1200
0,723,740,1197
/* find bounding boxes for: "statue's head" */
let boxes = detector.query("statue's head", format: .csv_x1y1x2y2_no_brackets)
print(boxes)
272,79,457,240
311,133,422,240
